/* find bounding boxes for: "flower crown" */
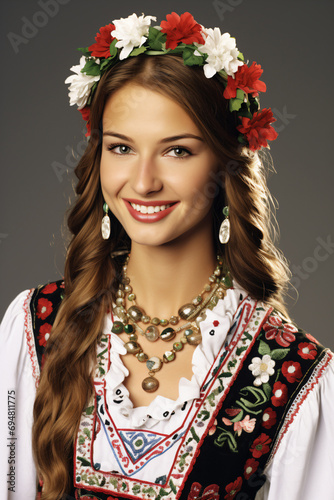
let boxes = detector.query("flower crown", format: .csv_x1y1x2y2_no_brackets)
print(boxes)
65,12,278,151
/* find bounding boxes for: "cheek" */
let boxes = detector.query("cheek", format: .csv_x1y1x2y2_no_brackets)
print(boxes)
183,167,218,213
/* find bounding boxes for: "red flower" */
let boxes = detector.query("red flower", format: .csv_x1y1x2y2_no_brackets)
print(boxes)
271,381,288,407
244,458,259,480
282,360,302,383
224,477,242,499
37,323,52,347
237,108,278,151
298,342,317,360
250,433,271,458
188,482,220,500
79,106,91,137
36,298,53,320
261,407,277,429
263,315,297,347
306,333,319,345
88,23,116,58
223,62,267,99
160,12,204,50
41,283,57,294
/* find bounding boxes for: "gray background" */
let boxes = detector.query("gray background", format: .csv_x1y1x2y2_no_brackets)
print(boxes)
1,0,333,348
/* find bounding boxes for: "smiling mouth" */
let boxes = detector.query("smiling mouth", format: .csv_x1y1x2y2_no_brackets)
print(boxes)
129,202,174,214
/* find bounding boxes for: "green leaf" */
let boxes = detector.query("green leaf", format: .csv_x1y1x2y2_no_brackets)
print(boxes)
130,46,147,57
258,340,271,356
81,59,100,76
243,331,253,341
78,436,85,445
236,88,246,101
182,46,205,66
262,382,272,398
218,372,233,378
229,98,244,112
236,345,248,356
238,51,244,61
109,38,118,58
83,428,91,439
169,479,177,494
85,405,94,415
271,348,289,360
148,26,166,50
77,47,91,56
77,456,91,467
190,427,200,443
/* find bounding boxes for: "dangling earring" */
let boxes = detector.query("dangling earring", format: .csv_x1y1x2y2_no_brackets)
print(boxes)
219,206,230,244
101,202,111,240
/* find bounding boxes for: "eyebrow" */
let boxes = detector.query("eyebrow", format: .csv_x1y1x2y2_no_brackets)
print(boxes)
102,131,204,143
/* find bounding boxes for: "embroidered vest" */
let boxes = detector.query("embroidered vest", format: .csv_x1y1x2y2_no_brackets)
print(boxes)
29,281,332,500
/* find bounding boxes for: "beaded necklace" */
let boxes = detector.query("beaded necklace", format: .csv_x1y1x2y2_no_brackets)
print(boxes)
111,255,232,392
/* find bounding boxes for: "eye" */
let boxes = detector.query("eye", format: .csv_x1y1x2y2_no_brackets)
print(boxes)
166,147,191,158
107,143,132,155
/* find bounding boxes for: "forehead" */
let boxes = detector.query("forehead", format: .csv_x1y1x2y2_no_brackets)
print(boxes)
102,83,202,137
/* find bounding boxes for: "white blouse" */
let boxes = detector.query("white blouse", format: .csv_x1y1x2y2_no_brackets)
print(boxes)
1,287,334,500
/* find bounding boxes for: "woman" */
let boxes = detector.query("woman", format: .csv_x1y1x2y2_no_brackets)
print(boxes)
1,12,333,500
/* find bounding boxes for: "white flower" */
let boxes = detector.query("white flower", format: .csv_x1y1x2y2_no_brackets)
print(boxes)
65,56,100,109
111,13,156,60
197,27,243,78
248,354,275,387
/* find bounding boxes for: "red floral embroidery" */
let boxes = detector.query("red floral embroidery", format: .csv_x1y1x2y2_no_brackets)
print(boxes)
213,320,219,327
41,283,57,294
224,477,242,499
223,61,266,99
271,381,288,407
250,433,271,458
37,323,52,347
160,12,204,50
188,482,219,500
263,316,297,347
261,407,277,429
244,458,259,480
79,106,91,137
282,360,302,383
36,298,53,320
237,108,278,151
89,23,116,58
208,418,218,436
298,342,317,360
306,333,319,345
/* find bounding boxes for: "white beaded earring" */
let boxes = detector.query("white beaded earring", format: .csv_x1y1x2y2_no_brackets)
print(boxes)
219,206,230,244
101,202,111,240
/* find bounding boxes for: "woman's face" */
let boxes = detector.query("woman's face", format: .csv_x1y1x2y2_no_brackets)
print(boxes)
100,82,220,248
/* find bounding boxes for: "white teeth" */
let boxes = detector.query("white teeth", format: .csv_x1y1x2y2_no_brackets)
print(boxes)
130,202,173,213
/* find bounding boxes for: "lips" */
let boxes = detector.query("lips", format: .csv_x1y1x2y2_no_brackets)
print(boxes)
123,198,179,223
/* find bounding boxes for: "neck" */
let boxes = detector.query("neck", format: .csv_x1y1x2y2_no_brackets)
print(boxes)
125,217,217,319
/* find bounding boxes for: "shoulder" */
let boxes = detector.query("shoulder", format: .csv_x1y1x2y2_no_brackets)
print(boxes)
29,279,65,327
0,280,65,382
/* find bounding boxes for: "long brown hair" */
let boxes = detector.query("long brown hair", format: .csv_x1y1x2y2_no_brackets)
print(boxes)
32,54,290,499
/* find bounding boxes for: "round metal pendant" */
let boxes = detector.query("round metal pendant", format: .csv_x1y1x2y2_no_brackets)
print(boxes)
142,376,159,393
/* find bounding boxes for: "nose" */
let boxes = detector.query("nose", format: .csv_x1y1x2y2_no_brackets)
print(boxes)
130,156,163,196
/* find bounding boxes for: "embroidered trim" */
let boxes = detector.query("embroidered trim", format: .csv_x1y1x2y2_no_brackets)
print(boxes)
74,298,269,499
264,348,333,469
23,288,40,387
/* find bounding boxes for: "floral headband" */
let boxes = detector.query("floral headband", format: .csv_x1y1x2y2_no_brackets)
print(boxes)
65,12,278,151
